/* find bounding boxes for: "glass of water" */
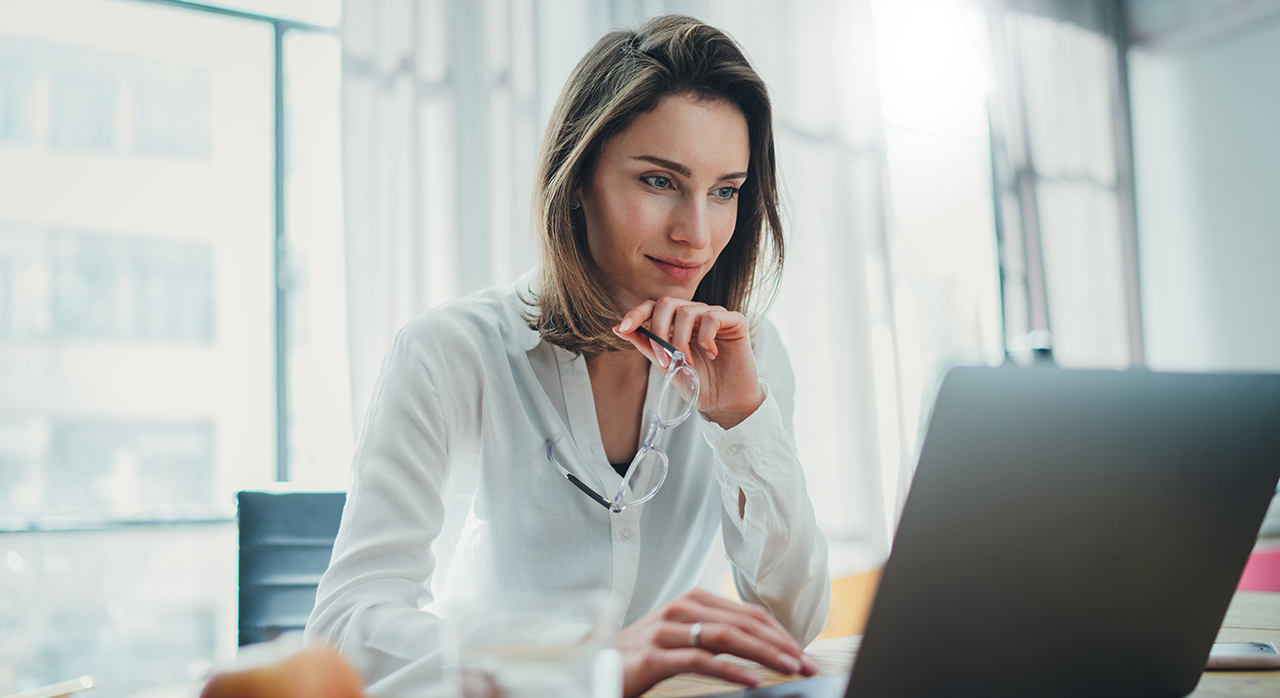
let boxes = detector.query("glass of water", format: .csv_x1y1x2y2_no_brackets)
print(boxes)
451,590,624,698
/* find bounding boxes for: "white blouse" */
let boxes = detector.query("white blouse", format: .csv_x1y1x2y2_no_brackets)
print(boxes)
305,273,830,695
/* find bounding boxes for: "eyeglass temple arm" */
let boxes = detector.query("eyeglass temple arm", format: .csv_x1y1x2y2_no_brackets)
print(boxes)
547,441,612,510
566,471,612,510
632,325,680,357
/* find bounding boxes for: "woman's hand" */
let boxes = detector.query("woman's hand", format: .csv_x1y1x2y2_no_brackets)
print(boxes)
613,297,764,429
616,588,819,698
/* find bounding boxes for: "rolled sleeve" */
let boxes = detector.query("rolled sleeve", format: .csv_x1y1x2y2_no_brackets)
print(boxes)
702,384,790,542
699,381,830,646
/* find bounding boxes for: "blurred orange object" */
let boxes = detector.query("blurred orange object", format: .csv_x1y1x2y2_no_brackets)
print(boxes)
200,646,364,698
816,568,883,640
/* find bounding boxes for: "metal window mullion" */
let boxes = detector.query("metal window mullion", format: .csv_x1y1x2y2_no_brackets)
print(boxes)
1106,2,1146,367
133,0,334,34
273,21,289,481
986,6,1043,360
122,0,325,483
985,107,1014,358
2,517,236,533
1004,15,1052,352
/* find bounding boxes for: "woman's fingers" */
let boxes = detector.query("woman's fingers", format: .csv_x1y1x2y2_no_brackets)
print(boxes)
655,302,748,357
657,621,802,677
697,311,725,358
613,324,658,364
614,300,758,420
665,605,801,663
668,589,802,656
644,297,688,358
617,301,655,335
655,648,765,688
615,298,700,370
613,302,658,363
669,304,704,365
618,590,817,697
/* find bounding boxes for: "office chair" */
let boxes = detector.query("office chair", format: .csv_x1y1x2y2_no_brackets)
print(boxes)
237,490,346,646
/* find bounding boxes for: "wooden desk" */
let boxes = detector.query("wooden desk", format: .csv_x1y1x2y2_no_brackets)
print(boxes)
644,592,1280,697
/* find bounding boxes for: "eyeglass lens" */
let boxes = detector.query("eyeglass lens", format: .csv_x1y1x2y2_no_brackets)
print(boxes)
657,363,698,425
619,448,667,505
616,361,698,508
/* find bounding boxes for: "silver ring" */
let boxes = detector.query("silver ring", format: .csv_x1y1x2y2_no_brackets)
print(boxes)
689,621,704,648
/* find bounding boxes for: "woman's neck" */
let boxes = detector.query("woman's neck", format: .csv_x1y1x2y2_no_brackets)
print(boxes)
584,343,649,378
585,346,651,464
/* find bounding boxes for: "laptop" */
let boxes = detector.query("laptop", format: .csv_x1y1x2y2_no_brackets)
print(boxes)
708,366,1280,697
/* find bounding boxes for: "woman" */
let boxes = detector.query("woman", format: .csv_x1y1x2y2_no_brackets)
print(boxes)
306,15,830,697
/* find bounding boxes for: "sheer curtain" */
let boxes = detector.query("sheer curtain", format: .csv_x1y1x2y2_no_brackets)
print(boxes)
984,0,1142,369
338,0,1014,584
707,0,896,575
341,0,539,433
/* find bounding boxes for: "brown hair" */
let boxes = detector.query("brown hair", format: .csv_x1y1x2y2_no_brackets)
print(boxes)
529,14,785,355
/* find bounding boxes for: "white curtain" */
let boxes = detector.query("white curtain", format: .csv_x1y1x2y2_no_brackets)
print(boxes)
705,0,895,574
341,0,540,433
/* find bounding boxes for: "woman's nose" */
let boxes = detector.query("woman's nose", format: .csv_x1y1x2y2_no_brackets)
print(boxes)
668,194,711,248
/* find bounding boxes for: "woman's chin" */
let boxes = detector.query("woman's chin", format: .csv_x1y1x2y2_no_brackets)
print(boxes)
650,273,704,300
610,283,696,310
644,285,697,303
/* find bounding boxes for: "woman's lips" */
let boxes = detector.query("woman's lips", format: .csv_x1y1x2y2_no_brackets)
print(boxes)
648,256,703,281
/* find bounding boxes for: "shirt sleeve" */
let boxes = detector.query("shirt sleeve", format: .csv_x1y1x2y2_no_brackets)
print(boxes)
698,320,831,646
304,321,463,695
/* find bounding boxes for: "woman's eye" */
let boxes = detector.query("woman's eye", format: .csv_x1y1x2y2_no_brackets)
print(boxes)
643,175,673,190
714,186,739,200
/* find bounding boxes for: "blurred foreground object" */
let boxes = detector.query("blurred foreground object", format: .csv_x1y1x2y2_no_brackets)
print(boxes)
453,591,623,698
200,646,362,698
0,676,96,698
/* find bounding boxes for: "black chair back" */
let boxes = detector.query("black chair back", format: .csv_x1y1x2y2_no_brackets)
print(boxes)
237,490,346,646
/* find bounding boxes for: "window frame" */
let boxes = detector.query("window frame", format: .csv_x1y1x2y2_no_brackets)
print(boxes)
0,0,337,533
135,0,337,484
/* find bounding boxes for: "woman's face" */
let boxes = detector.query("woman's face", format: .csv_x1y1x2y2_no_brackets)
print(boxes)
580,92,750,310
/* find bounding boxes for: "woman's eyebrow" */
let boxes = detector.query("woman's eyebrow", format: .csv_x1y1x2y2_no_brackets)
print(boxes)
633,155,691,176
631,155,748,182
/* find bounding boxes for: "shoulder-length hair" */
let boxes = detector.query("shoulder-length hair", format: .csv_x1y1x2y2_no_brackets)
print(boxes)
530,14,785,355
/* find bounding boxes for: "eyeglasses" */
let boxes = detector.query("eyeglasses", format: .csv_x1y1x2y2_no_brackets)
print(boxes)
546,326,700,513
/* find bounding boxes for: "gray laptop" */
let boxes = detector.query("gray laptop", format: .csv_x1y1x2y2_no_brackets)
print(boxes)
709,366,1280,698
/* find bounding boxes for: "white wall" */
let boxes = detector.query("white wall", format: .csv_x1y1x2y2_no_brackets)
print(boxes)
1129,19,1280,373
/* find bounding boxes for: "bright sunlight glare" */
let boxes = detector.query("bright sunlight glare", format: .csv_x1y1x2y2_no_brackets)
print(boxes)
871,0,993,136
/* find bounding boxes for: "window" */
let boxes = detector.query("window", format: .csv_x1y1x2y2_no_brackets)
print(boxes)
0,0,343,693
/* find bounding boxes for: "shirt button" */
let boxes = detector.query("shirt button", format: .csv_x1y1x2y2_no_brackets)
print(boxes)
727,444,743,456
619,527,633,541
